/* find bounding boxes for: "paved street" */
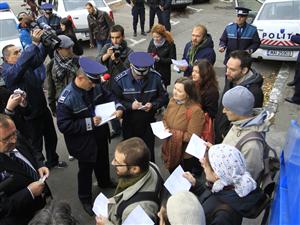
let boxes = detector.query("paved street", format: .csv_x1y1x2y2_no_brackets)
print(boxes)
4,0,300,224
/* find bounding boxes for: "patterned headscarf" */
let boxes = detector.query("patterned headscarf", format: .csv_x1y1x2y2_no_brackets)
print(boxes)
208,144,257,197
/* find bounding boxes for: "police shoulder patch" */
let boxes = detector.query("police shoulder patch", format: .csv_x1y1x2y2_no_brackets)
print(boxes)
58,89,70,103
114,70,128,81
227,22,234,26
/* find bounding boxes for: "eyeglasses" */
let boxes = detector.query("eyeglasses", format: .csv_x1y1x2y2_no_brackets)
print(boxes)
0,131,17,144
111,158,134,167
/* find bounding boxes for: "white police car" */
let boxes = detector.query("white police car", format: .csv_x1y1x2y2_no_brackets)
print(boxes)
53,0,113,41
251,0,300,61
0,2,22,64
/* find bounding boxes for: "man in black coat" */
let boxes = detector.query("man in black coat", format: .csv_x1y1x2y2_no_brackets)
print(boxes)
0,114,50,225
214,50,264,144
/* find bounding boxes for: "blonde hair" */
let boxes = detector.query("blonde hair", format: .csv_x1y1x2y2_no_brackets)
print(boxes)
151,24,174,43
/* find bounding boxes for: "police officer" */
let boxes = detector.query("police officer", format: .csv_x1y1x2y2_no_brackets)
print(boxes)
56,57,124,216
126,0,146,37
159,0,171,31
111,52,169,162
219,7,261,65
37,3,61,33
147,0,163,33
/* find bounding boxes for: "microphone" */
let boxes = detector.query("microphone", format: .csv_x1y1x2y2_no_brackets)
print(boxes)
101,73,111,82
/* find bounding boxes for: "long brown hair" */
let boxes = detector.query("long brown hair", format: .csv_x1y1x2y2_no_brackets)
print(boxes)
193,59,219,96
174,77,199,104
151,24,174,43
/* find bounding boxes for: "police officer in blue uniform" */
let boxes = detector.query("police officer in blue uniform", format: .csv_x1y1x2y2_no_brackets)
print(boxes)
111,52,169,162
37,3,61,33
219,7,261,65
56,57,124,216
126,0,146,37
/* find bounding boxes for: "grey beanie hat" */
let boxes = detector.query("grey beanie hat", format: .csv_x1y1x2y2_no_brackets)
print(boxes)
222,86,255,116
167,191,206,225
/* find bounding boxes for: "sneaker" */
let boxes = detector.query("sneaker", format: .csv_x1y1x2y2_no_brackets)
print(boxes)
55,161,68,168
141,31,146,36
68,155,75,161
133,32,137,37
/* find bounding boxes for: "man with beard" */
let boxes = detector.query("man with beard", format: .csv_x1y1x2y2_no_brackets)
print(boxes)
0,114,51,225
95,137,163,225
214,50,264,144
179,24,216,77
48,35,79,116
99,25,133,138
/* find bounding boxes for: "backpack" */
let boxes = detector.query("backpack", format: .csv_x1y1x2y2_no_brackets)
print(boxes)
116,163,165,221
235,131,280,192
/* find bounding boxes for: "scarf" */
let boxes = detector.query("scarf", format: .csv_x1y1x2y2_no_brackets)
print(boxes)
208,144,257,197
153,38,166,48
114,170,148,195
53,51,78,81
187,36,208,65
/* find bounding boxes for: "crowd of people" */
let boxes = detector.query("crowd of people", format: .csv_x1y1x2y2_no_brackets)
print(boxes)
0,1,289,225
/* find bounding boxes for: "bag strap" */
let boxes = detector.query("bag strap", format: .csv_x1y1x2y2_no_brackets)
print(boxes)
116,164,163,219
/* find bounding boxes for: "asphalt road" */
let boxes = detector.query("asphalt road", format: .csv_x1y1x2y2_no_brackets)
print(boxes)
4,0,289,224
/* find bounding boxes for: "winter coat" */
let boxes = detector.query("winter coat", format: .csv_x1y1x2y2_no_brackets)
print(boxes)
107,163,162,225
87,8,114,44
196,83,219,119
222,110,272,180
182,34,216,76
191,180,265,225
147,39,176,86
214,69,264,144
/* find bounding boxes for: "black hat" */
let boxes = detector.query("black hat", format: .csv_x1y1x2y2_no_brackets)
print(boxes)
79,57,107,83
235,7,251,16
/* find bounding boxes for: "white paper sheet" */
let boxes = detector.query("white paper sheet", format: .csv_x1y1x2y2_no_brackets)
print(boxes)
150,121,172,139
171,59,188,67
164,165,191,195
122,205,154,225
94,102,116,125
92,193,109,217
185,134,207,160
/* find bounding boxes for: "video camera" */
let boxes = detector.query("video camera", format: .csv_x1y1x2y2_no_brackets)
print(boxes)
112,45,122,58
29,21,61,50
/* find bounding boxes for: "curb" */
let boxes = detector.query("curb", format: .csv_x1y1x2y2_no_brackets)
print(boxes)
265,63,290,113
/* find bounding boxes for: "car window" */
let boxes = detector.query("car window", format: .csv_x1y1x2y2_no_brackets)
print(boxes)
258,1,300,20
0,19,19,41
63,0,106,11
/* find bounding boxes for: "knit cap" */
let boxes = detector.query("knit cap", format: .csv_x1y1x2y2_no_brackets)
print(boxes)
222,86,255,116
167,191,206,225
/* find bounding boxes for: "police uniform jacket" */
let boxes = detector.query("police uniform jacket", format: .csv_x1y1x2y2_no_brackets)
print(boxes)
37,13,61,33
2,44,48,120
111,68,169,122
182,34,216,77
291,34,300,62
56,81,123,162
219,22,261,64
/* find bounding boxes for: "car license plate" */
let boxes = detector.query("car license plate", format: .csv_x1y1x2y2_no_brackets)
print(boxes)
267,50,292,57
85,32,89,38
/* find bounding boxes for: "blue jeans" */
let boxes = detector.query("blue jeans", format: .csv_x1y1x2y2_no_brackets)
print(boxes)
96,39,110,59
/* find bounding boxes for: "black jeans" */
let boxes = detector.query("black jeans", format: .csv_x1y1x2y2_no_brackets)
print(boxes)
149,6,163,30
132,6,145,32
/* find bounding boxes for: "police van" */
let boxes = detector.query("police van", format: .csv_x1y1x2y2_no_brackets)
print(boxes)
0,2,22,64
251,0,300,61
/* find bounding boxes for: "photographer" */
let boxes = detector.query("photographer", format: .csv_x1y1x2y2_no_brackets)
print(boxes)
99,25,133,138
2,29,67,169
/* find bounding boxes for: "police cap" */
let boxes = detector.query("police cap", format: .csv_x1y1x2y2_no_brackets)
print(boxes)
79,57,107,83
41,3,53,11
235,7,251,16
128,52,154,69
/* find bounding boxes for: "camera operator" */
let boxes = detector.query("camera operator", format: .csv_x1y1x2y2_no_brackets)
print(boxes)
37,3,61,35
99,24,133,138
1,29,67,169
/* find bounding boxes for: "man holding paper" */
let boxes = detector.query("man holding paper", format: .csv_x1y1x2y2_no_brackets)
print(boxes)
56,57,124,216
111,52,169,162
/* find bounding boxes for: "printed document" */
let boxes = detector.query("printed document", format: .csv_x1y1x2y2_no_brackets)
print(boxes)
123,205,154,225
164,165,191,195
95,102,116,125
150,121,172,139
185,134,207,160
93,193,108,217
